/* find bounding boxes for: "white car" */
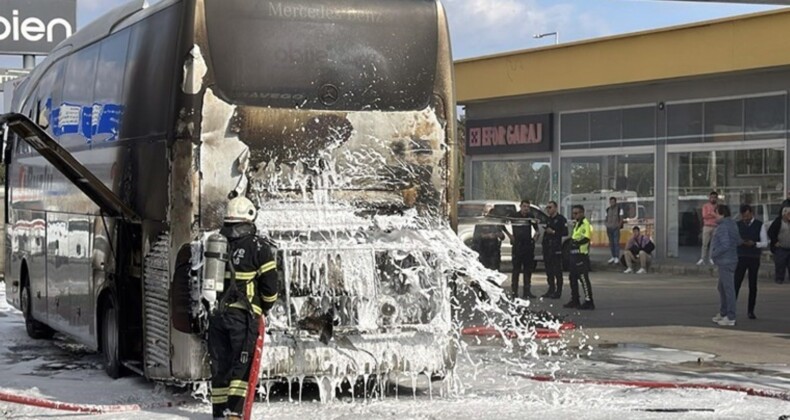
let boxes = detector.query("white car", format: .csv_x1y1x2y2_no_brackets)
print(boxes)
456,200,549,271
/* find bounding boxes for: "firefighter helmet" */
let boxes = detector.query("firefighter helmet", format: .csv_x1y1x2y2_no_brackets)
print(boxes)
225,197,257,223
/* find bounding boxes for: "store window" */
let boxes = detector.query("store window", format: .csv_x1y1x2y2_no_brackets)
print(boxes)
560,153,655,260
666,94,786,144
470,159,551,204
666,102,703,143
745,95,786,140
561,106,656,149
667,148,784,260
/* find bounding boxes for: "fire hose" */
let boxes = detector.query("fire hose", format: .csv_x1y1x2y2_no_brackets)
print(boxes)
0,390,189,414
524,375,790,402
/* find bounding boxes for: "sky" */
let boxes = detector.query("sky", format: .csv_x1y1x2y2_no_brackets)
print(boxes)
0,0,784,66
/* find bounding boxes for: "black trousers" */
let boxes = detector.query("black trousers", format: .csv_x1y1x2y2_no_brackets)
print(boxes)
479,248,501,271
569,253,593,302
735,256,759,314
544,252,563,295
512,246,534,297
209,308,258,418
774,248,790,284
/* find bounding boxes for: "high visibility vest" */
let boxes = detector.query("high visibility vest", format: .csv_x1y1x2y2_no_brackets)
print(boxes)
572,217,592,255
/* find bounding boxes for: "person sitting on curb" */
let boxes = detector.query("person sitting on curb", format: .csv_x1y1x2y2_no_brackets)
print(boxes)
623,226,654,274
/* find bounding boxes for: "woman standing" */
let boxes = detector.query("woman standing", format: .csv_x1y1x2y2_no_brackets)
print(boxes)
710,204,741,326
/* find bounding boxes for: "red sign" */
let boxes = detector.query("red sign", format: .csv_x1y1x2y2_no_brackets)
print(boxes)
466,114,553,155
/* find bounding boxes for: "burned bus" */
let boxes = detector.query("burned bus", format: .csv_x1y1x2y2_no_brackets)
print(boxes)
3,0,458,386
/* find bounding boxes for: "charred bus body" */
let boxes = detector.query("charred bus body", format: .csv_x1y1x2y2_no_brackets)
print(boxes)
3,0,458,384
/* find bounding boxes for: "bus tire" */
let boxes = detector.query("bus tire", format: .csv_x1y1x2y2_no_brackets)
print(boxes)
101,298,123,379
20,276,55,340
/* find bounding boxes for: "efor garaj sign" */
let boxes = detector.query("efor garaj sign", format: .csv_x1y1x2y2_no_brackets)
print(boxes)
466,114,553,155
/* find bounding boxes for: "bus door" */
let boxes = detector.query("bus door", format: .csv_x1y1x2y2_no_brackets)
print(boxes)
1,113,140,343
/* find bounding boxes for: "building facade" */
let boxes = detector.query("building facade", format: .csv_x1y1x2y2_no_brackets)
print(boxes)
456,9,790,262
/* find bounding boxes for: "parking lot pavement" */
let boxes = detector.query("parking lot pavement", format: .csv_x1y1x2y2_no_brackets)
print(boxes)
506,269,790,367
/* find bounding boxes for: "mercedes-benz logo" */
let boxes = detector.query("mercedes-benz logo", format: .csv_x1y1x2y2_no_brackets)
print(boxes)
319,84,339,106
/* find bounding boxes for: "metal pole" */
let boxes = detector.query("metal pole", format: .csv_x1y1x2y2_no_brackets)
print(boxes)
22,55,35,69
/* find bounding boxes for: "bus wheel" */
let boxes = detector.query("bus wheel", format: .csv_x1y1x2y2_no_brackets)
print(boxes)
20,279,55,340
101,299,123,379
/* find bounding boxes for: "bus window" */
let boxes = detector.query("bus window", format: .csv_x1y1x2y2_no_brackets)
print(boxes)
94,29,131,143
62,44,100,147
122,6,180,140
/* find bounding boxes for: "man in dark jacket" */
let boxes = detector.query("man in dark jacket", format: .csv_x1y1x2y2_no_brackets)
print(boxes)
767,206,790,284
542,201,567,299
210,197,279,420
510,200,539,299
473,204,506,271
735,204,767,319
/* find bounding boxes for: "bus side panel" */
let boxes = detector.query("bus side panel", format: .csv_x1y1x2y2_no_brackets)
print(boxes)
25,211,48,323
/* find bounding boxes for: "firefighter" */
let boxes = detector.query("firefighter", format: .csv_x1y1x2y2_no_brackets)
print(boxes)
564,204,595,310
209,196,278,420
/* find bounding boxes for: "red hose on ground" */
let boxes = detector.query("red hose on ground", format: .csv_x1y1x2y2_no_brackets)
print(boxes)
526,375,790,402
462,322,576,340
0,390,141,414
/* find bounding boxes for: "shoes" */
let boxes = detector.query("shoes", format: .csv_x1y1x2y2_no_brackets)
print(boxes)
712,313,725,323
623,268,634,274
716,317,736,326
524,292,537,299
608,257,617,264
579,300,596,310
776,280,785,284
549,292,562,300
563,300,580,309
708,259,714,265
748,312,756,319
636,268,647,274
696,259,705,265
541,291,555,298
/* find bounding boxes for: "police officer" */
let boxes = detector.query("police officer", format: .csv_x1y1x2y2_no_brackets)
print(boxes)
473,204,506,270
209,197,279,420
510,199,539,299
564,204,595,310
542,201,567,299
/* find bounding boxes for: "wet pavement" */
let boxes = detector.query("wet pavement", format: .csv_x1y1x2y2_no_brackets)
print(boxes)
507,265,790,370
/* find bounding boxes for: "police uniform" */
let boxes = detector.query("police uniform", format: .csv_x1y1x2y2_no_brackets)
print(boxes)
209,221,278,419
542,213,568,298
511,210,538,299
473,223,506,270
566,216,595,310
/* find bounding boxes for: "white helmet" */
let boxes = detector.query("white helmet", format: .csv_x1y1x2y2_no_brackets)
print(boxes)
225,197,257,223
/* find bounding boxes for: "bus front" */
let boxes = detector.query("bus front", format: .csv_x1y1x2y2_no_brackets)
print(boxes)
179,0,458,384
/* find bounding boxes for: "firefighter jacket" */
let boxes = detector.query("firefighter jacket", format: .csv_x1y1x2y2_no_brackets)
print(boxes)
571,217,592,255
219,223,279,316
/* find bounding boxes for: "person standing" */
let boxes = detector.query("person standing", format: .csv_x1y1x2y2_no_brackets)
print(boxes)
698,191,719,265
734,204,767,320
710,204,740,327
605,197,623,265
473,204,506,271
623,226,654,274
542,201,568,299
511,200,538,299
767,206,790,284
564,205,595,310
210,197,279,420
778,191,790,216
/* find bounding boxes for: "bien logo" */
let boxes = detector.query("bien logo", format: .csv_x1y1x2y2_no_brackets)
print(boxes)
0,9,73,43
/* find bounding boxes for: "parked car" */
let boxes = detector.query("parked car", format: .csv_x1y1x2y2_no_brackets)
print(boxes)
456,200,550,271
